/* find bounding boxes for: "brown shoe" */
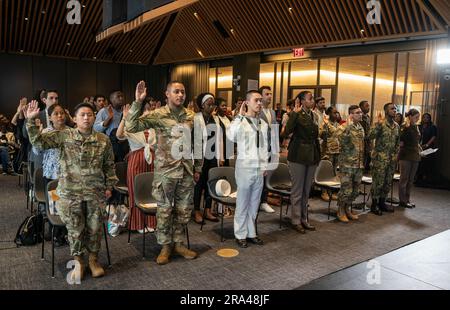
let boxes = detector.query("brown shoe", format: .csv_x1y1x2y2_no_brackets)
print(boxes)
174,243,198,260
345,206,359,220
156,244,172,265
337,205,349,223
193,211,203,224
88,253,105,278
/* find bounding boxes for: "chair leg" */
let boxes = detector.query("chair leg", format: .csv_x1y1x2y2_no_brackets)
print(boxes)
26,184,29,210
391,182,395,213
127,205,133,244
200,199,207,231
328,190,332,220
142,211,146,258
41,218,46,260
103,222,111,267
51,226,55,278
279,200,283,229
185,225,190,249
221,212,224,242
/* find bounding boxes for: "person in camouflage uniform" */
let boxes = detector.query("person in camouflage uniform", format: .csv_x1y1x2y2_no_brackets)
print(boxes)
320,106,340,201
359,100,372,172
25,101,118,282
125,81,200,265
334,105,365,223
368,103,400,215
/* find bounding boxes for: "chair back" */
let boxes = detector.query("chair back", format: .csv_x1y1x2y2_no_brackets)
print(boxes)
33,167,46,203
45,179,58,216
134,172,155,207
115,162,127,187
314,160,339,184
266,163,291,192
207,167,237,198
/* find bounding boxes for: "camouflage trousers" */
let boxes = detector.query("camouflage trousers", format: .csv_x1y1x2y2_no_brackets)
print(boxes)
152,174,194,245
56,199,106,256
370,159,396,200
338,167,363,206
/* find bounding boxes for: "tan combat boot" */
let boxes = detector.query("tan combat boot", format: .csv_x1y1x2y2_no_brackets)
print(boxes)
88,253,105,278
69,255,85,282
156,244,172,265
345,205,359,220
174,242,198,260
336,205,349,223
321,191,331,202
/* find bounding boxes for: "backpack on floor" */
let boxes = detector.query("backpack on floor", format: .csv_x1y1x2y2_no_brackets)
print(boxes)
14,214,43,246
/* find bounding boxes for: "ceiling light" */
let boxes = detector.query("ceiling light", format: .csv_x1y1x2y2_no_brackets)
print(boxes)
24,17,29,21
93,56,97,60
437,49,450,65
129,49,133,53
288,7,293,13
41,10,46,14
197,49,204,58
67,42,71,46
82,4,86,8
20,50,24,53
360,29,365,33
194,12,200,20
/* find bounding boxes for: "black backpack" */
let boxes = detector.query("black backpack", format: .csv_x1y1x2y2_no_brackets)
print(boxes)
14,214,43,246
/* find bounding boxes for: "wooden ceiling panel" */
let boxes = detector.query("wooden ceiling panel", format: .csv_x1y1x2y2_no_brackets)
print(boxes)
0,0,447,65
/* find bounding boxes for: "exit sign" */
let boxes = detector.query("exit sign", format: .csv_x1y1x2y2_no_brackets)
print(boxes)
293,48,305,57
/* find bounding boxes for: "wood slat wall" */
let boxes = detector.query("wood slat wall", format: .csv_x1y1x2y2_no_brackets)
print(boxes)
0,0,447,65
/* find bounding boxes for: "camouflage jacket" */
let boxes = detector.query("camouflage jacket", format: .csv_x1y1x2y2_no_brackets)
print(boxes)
125,101,200,179
367,119,400,163
26,120,118,201
335,122,365,169
320,121,340,155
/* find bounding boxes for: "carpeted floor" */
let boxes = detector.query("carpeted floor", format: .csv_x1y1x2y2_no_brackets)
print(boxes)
1,173,449,290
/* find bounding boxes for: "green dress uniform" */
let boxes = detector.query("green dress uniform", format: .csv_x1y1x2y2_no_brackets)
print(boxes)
284,108,320,225
335,122,365,207
368,119,400,200
125,102,201,245
26,120,118,256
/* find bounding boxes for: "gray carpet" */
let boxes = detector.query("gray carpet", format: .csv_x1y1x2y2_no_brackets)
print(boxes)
1,174,450,290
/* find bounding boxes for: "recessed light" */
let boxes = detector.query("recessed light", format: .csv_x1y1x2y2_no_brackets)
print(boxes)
138,61,142,64
82,4,86,8
67,42,71,46
24,17,29,21
93,56,97,60
360,29,365,33
288,7,293,13
197,49,204,57
20,50,24,53
41,10,46,14
194,12,200,20
129,49,133,53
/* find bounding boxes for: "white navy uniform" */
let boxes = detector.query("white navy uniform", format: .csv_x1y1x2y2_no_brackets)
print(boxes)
229,115,276,240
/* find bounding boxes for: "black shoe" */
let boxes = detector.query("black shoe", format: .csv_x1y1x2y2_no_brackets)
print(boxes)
247,237,264,245
399,201,414,209
379,198,394,212
371,199,383,216
409,202,416,208
236,239,248,248
292,224,306,234
301,221,316,231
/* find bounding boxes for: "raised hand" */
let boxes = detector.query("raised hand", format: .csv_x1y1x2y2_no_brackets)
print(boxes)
18,97,27,113
107,105,114,119
135,80,147,104
239,101,247,116
293,103,302,113
25,100,40,119
122,104,130,118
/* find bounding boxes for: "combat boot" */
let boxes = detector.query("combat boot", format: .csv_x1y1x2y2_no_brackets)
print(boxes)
69,255,84,282
336,205,349,223
371,199,382,216
174,242,198,260
345,205,359,220
156,244,172,265
88,253,105,278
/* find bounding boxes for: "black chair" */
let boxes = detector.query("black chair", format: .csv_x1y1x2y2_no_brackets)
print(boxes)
266,163,291,228
42,180,111,278
33,167,46,214
131,172,190,257
314,160,341,220
114,162,129,207
204,167,237,242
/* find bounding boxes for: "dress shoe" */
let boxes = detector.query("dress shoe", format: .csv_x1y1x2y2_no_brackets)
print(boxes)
379,198,394,212
260,203,275,213
192,211,203,224
247,237,264,245
400,202,414,209
292,224,306,234
371,199,383,216
236,239,248,248
204,215,219,222
409,202,416,208
301,220,316,231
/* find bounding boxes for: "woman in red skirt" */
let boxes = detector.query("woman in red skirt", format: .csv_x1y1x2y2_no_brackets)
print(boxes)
117,99,157,233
